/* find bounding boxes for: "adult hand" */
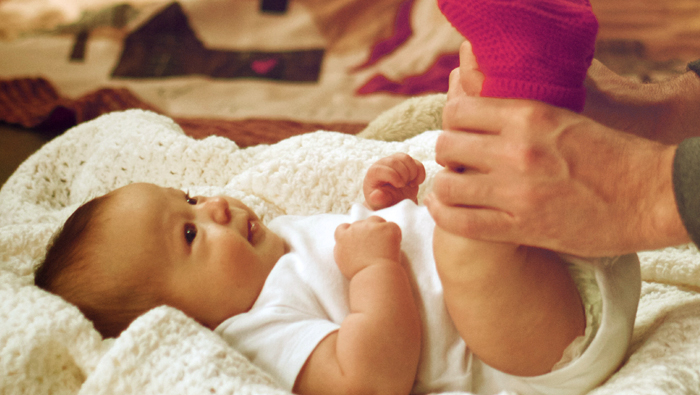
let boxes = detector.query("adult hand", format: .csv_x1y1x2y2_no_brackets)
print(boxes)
425,57,689,256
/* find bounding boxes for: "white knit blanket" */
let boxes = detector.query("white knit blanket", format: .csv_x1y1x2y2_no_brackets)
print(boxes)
2,109,700,394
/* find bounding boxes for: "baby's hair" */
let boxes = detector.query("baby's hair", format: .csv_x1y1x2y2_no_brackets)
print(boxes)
35,193,162,338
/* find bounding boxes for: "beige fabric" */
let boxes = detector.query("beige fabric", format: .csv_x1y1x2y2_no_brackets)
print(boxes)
0,0,463,123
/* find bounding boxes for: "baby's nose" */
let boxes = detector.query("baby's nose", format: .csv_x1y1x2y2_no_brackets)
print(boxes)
202,196,231,224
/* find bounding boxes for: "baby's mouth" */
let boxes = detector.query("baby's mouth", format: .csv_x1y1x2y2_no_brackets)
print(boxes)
248,219,261,244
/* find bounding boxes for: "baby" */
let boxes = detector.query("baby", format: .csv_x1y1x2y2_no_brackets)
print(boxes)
35,153,640,395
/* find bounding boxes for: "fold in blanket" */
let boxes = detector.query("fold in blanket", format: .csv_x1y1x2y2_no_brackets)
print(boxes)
1,108,700,394
0,77,367,146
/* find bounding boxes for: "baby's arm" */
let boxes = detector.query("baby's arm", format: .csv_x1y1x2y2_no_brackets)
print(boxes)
294,217,421,395
433,227,585,377
364,153,426,210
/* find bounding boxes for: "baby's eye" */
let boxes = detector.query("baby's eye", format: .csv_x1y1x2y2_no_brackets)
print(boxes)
185,192,197,205
184,223,197,245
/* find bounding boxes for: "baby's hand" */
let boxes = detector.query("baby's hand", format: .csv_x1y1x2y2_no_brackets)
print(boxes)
364,153,426,210
334,216,403,279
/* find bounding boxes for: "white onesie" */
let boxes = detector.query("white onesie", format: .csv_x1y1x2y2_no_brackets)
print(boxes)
215,200,640,395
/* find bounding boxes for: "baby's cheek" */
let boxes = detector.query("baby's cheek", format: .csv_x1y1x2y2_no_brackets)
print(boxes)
217,238,252,270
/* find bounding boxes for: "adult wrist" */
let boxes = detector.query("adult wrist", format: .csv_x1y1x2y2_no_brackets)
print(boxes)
645,60,700,248
583,60,669,141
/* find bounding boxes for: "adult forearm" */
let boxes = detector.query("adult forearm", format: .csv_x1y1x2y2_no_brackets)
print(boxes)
659,69,700,144
583,60,700,145
583,60,700,248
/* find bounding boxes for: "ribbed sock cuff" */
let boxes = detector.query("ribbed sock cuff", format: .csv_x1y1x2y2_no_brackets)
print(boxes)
482,78,586,112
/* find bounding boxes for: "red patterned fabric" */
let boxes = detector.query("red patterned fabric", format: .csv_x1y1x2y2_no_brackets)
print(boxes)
0,77,365,147
354,0,415,70
0,78,160,129
356,53,459,95
437,0,598,112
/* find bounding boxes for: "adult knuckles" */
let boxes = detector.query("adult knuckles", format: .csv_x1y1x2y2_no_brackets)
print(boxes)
452,217,484,239
510,100,559,129
441,96,470,131
500,104,562,176
434,131,451,153
434,209,490,241
504,141,554,175
431,172,460,204
434,132,470,169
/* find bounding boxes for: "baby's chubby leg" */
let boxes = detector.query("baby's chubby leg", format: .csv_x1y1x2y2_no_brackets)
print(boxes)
433,226,585,376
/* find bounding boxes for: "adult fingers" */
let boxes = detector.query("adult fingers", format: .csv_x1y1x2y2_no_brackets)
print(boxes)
458,41,484,97
434,129,496,172
430,168,504,209
424,192,513,242
459,41,478,71
442,95,532,134
447,67,465,102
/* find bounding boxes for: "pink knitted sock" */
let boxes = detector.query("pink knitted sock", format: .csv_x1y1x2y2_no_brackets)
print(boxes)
438,0,598,112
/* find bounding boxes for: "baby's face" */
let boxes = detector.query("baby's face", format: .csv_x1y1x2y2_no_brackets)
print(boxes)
99,183,287,329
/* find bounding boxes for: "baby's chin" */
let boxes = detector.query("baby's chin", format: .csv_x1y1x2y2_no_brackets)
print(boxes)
271,233,289,261
262,229,288,267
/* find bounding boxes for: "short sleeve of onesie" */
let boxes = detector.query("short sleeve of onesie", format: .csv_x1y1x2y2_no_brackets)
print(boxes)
216,300,339,390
